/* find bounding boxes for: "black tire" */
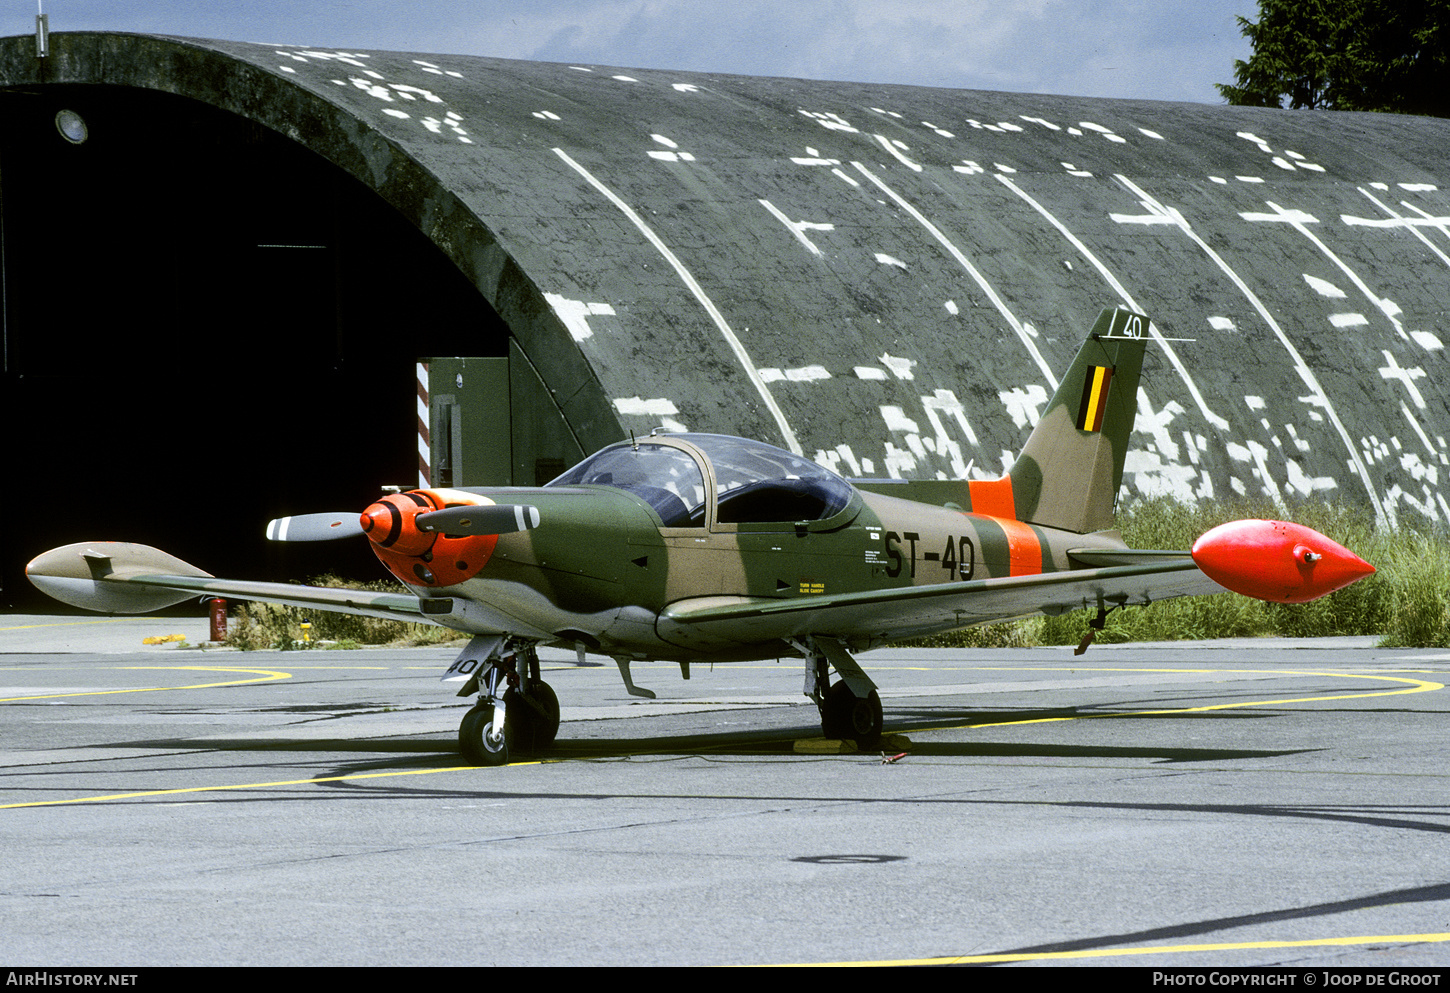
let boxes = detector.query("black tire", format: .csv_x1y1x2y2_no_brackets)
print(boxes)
459,703,512,766
822,681,883,746
510,682,561,756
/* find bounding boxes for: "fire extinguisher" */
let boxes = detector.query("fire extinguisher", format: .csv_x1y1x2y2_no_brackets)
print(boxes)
209,598,228,642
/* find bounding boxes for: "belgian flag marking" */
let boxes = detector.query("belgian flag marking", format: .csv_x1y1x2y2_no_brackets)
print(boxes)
1077,365,1114,432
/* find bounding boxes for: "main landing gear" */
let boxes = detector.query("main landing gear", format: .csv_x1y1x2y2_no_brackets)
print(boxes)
801,636,883,746
455,641,560,766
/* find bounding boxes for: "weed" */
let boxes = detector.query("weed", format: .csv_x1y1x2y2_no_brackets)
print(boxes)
225,574,464,651
898,618,1043,649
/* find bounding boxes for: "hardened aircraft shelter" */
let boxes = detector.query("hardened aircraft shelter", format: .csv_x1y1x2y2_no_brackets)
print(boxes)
2,31,1448,595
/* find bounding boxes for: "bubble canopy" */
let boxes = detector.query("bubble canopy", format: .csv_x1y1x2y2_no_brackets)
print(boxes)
549,434,857,529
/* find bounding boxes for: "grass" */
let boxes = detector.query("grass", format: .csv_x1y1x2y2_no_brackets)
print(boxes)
225,573,464,651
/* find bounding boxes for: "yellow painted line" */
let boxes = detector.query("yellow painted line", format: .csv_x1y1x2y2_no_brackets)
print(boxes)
1,761,537,809
199,666,392,671
0,666,292,703
0,618,150,632
785,931,1450,966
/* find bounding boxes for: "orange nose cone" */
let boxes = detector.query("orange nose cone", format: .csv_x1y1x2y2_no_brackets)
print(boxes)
359,503,392,542
359,495,434,556
1192,519,1375,603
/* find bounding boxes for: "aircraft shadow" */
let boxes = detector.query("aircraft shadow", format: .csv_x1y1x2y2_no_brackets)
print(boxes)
106,698,1315,772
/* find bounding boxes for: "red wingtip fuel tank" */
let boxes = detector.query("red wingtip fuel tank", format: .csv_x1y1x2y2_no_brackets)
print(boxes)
1190,519,1375,604
360,490,498,588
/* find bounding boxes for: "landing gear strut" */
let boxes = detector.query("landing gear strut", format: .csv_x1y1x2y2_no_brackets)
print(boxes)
456,642,560,766
801,636,883,746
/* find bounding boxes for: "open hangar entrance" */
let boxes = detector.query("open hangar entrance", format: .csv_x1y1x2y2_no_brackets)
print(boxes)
0,85,513,605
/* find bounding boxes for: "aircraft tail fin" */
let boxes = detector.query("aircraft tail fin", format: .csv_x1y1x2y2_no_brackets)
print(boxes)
1002,307,1148,534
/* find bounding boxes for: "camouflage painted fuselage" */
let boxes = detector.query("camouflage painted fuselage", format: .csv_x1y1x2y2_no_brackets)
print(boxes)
388,448,1130,662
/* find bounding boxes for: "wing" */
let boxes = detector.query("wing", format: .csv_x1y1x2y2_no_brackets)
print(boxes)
24,541,502,633
657,553,1226,646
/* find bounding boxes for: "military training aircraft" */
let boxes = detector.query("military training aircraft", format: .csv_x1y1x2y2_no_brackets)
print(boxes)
27,308,1375,765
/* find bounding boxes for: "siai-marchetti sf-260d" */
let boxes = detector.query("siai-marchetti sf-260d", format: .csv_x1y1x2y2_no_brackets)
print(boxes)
27,308,1374,765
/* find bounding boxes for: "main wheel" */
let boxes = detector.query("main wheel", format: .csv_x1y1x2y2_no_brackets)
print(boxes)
510,682,560,756
459,702,513,766
821,681,883,746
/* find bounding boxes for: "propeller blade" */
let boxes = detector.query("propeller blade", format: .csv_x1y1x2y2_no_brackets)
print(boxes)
416,504,540,536
266,512,365,542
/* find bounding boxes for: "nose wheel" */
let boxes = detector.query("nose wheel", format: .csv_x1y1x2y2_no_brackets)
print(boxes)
459,701,513,766
457,645,560,766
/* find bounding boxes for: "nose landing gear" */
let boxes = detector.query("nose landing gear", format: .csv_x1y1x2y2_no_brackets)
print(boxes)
455,642,560,766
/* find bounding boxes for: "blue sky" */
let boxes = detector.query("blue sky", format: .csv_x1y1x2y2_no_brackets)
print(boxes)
16,1,1258,104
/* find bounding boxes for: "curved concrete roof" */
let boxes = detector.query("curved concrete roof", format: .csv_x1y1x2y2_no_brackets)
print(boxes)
4,31,1449,530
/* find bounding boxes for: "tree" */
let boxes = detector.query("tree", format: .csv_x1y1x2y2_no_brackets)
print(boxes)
1217,0,1342,109
1336,0,1450,116
1218,0,1450,117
